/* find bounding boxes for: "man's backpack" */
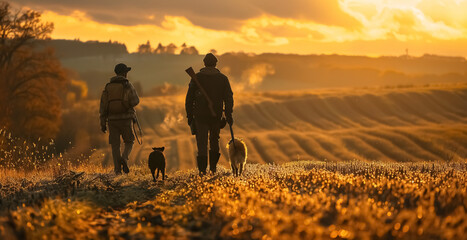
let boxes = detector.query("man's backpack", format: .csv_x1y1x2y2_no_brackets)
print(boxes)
105,81,130,114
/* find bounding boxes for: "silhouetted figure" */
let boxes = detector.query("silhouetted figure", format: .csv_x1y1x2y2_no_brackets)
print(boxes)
185,53,234,174
100,63,140,175
148,147,166,181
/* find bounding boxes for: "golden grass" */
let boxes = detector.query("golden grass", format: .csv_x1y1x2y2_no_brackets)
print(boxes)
1,161,466,239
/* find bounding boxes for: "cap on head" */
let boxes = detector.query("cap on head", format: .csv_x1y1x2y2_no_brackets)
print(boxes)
114,63,131,75
203,53,218,67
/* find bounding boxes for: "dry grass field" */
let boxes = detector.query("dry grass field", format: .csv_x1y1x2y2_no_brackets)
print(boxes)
1,162,466,239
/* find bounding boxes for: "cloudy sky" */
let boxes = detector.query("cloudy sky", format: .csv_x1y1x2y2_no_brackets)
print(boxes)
10,0,467,56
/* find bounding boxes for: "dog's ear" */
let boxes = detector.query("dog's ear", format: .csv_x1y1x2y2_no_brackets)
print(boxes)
152,147,165,152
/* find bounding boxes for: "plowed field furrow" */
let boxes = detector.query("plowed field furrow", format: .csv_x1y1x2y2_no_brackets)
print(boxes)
284,101,327,130
342,96,389,127
429,89,467,116
312,134,355,161
348,94,398,126
417,132,467,160
241,138,266,164
391,130,447,160
255,102,297,130
354,132,419,162
340,136,387,161
268,133,305,161
362,95,413,126
237,104,275,131
390,93,442,124
362,129,440,161
417,93,465,121
289,133,339,161
324,97,375,128
307,98,349,129
248,136,276,164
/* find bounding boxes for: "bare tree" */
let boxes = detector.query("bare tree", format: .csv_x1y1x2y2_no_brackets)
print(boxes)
0,2,52,67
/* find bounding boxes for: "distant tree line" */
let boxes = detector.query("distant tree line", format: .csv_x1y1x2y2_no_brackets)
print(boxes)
36,39,128,59
137,41,201,55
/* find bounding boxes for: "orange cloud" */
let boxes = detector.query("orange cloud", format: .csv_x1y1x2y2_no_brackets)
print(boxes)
25,0,467,56
40,11,236,53
12,0,360,30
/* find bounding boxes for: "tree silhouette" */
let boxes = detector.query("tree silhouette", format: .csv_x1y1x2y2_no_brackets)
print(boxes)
165,43,177,54
154,42,179,54
154,43,164,54
137,40,152,54
0,2,68,140
180,43,199,55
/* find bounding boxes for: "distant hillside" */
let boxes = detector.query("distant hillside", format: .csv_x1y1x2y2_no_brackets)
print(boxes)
36,40,467,97
59,54,204,98
220,52,467,91
36,39,128,59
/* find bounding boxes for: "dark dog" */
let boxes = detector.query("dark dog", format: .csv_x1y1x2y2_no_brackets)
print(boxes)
148,147,166,181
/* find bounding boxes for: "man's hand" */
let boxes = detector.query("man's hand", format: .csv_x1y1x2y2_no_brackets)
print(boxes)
226,115,233,126
101,125,107,133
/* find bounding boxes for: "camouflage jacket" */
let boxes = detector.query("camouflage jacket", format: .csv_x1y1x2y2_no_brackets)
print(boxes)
99,76,140,126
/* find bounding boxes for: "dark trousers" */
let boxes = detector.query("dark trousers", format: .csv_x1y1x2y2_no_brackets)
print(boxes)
195,119,220,157
195,119,221,172
108,119,135,173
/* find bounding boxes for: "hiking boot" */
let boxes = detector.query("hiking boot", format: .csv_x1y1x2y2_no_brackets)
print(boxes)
209,151,221,173
197,155,208,175
121,158,130,174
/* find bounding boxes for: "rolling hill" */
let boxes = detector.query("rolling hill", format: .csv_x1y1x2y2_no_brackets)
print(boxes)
34,40,467,97
63,84,467,171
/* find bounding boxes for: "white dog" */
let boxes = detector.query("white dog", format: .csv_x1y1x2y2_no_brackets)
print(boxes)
226,138,247,176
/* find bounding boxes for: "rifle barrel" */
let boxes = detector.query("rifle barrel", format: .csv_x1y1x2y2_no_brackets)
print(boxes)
185,67,217,117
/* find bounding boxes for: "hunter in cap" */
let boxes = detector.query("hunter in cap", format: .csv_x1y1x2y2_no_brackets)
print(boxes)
185,53,234,174
100,63,140,175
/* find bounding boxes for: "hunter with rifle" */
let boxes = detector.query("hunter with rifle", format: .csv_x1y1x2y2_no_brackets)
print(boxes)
185,53,234,175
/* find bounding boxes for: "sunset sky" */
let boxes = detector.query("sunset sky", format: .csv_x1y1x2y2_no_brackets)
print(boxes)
10,0,467,57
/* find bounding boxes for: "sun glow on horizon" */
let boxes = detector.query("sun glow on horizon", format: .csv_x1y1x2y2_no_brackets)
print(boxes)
36,0,467,57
